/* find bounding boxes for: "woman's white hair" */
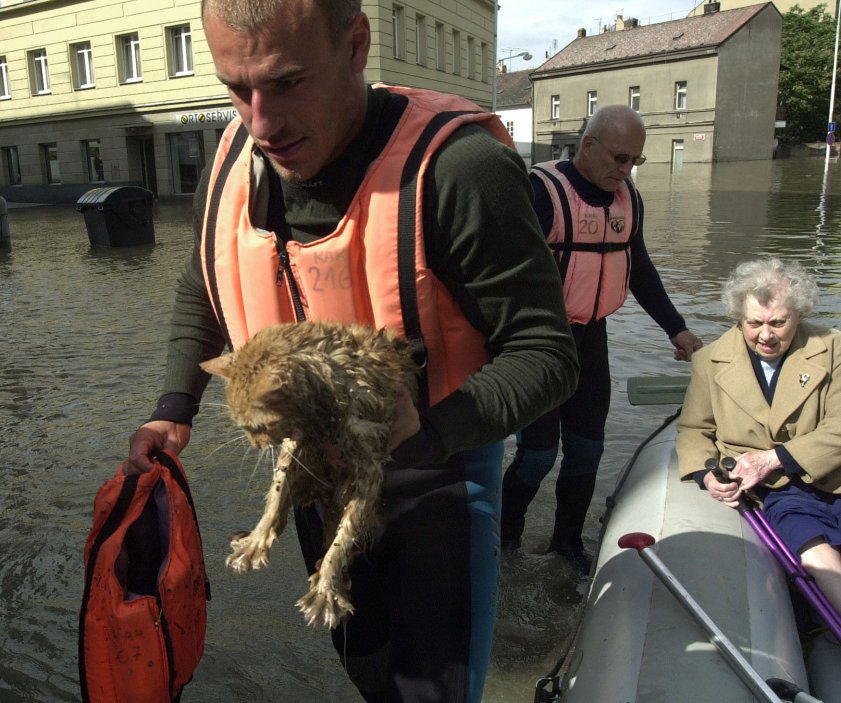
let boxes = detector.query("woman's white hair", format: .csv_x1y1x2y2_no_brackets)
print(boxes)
721,257,819,320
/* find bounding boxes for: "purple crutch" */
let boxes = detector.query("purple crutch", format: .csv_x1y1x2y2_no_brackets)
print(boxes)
708,458,841,642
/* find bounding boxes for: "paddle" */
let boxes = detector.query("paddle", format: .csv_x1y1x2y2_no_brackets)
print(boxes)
708,458,841,641
626,375,690,406
618,532,814,703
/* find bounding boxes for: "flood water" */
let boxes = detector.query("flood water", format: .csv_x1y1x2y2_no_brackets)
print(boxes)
2,156,841,702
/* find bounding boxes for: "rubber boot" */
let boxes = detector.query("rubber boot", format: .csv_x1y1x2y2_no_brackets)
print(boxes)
548,428,603,556
549,473,598,554
501,469,540,548
500,445,558,548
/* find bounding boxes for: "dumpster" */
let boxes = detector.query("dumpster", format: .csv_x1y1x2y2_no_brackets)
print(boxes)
76,186,155,247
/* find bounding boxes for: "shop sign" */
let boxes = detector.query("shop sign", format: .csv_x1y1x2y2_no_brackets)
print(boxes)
176,109,239,126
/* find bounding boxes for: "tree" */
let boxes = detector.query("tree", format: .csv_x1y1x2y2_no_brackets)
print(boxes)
778,4,839,143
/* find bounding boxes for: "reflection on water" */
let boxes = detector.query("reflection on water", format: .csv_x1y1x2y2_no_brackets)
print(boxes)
1,158,840,702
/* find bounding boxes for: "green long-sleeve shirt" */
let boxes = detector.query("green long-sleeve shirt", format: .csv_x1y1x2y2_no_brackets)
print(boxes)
153,86,578,467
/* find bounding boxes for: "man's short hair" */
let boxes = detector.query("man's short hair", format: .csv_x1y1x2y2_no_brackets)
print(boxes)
202,0,361,44
583,104,645,141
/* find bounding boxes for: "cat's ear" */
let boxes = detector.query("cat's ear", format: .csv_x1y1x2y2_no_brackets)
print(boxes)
253,367,283,402
200,353,235,379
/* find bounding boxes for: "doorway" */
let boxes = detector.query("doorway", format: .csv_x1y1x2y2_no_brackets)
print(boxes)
127,135,158,196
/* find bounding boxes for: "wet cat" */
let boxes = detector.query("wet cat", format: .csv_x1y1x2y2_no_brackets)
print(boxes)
201,320,419,628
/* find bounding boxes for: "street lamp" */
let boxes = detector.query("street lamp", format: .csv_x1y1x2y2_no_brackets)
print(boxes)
492,49,533,113
496,49,533,73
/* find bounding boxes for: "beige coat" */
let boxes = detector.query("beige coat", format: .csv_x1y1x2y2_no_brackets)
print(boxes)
676,323,841,494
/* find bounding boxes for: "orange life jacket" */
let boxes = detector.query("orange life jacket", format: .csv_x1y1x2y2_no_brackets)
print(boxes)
79,451,209,703
530,162,641,324
200,86,514,408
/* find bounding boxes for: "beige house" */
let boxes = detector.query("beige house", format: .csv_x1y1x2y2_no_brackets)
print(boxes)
0,0,496,202
531,2,783,165
691,0,836,17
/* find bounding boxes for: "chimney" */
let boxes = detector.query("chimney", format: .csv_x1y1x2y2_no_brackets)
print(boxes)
626,17,639,28
615,15,625,30
704,1,721,14
577,28,587,38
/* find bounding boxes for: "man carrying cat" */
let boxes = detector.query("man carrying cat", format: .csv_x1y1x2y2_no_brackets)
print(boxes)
127,1,578,701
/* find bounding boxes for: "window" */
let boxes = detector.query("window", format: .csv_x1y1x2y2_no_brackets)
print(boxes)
117,33,142,83
415,15,426,65
506,120,515,138
672,139,685,168
83,139,104,182
480,42,489,82
675,81,687,110
587,90,598,116
629,85,640,112
71,41,95,90
169,132,205,194
167,25,193,77
392,6,404,59
28,49,51,95
40,143,61,184
467,37,475,80
551,95,560,120
452,31,461,75
0,56,10,99
1,146,21,186
435,23,445,70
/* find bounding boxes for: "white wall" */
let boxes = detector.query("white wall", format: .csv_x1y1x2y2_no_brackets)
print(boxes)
496,105,533,165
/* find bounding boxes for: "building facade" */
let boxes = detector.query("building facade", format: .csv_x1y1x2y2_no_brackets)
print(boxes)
691,0,836,18
530,2,783,165
0,0,496,203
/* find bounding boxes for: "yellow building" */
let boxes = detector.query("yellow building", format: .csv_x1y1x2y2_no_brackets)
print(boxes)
0,0,496,202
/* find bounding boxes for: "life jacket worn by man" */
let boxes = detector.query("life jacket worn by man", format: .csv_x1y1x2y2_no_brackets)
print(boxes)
200,86,511,406
530,161,639,325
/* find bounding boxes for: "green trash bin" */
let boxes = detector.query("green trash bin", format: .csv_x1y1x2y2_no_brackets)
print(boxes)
77,186,155,247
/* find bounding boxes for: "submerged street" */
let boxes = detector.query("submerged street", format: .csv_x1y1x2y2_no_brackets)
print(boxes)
2,156,841,701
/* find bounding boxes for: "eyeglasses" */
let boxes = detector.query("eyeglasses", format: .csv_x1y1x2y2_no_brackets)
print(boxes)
589,135,647,167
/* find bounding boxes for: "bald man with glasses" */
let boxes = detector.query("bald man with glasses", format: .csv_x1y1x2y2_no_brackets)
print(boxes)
501,104,702,569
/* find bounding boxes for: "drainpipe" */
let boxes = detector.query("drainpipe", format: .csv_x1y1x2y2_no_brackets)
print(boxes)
492,1,499,113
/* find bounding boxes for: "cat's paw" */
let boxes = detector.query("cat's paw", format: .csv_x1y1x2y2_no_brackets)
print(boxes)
297,570,354,628
226,530,275,573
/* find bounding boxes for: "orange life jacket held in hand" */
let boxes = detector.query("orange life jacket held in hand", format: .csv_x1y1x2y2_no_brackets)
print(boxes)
79,451,210,703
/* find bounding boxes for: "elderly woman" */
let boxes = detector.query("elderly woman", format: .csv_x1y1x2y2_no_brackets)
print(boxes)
676,257,841,615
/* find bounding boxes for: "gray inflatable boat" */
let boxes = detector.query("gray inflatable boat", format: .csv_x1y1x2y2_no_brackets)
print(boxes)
554,389,841,703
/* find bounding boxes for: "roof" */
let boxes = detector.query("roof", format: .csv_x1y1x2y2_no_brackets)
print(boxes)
494,69,533,108
533,3,777,75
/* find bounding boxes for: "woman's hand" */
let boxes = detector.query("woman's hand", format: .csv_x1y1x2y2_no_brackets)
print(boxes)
703,469,742,508
730,449,781,491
